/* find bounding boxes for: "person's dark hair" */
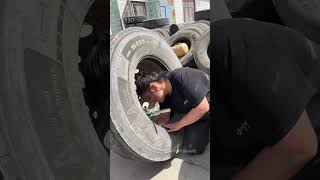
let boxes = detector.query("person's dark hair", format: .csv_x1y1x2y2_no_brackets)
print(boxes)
135,71,168,96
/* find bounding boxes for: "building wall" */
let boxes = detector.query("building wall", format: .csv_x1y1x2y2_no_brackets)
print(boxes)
174,0,184,24
118,0,126,17
110,0,123,33
116,0,187,25
159,0,175,24
146,0,160,19
146,0,184,24
194,0,210,11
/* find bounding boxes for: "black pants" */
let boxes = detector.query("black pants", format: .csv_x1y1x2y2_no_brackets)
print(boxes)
180,112,210,154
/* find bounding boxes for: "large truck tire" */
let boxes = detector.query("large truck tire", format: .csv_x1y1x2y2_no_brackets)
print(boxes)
194,9,210,21
192,22,209,31
0,0,108,179
123,16,147,25
177,22,192,31
152,28,170,42
169,30,201,66
273,0,320,43
197,20,210,26
194,30,210,75
143,17,169,29
179,24,207,37
110,27,183,162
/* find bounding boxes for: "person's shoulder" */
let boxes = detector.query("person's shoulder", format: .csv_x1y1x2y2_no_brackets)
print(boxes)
168,67,191,82
171,67,206,81
170,67,198,76
169,67,184,77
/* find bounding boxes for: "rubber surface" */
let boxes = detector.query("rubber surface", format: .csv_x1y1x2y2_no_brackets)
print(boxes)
152,28,170,42
194,29,210,74
225,0,283,24
0,0,109,179
169,29,201,66
123,16,147,25
110,27,183,161
273,0,320,43
143,17,169,29
181,22,208,35
211,0,232,22
194,9,210,21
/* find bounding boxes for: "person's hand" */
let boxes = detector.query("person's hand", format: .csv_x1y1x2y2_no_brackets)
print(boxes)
162,121,183,132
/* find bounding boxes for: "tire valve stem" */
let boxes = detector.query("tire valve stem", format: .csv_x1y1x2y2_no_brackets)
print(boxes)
143,107,153,117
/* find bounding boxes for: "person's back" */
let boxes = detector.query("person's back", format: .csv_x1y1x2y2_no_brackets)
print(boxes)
160,67,210,114
210,18,320,179
135,67,210,154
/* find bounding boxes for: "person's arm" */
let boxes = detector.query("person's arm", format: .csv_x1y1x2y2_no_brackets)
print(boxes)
178,97,209,127
232,110,318,180
162,97,209,132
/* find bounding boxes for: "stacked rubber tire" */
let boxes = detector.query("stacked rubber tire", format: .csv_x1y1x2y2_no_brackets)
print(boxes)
123,16,147,28
0,0,109,179
146,19,211,70
168,20,210,67
134,16,211,70
108,16,212,162
122,16,212,73
109,27,183,162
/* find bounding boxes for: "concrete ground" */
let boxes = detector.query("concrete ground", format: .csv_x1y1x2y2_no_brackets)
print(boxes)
110,143,210,180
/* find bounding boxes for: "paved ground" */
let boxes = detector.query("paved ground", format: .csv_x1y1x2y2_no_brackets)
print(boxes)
110,144,210,180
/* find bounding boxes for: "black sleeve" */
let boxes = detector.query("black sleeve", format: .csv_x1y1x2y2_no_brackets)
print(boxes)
211,19,319,146
176,68,210,108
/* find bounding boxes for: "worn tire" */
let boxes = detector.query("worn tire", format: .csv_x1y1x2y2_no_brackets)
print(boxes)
125,22,145,28
273,0,320,43
0,0,108,179
123,16,147,25
194,30,210,74
143,17,169,29
152,28,170,42
178,22,192,29
179,23,207,36
194,9,210,21
169,30,201,66
160,25,171,37
197,20,210,26
194,21,210,30
110,28,183,161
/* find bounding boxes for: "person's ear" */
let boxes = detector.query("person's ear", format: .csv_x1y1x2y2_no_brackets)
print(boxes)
160,78,165,83
150,84,158,93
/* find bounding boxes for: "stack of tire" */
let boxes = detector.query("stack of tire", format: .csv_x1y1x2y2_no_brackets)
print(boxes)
108,11,212,162
123,16,147,28
133,13,211,73
168,19,210,68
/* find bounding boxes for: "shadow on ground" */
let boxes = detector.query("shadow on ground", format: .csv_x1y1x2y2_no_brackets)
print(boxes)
110,143,210,180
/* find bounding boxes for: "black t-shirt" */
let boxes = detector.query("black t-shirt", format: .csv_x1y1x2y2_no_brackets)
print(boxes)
160,67,209,114
210,18,320,165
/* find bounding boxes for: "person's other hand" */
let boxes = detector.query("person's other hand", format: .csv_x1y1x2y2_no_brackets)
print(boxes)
162,121,182,132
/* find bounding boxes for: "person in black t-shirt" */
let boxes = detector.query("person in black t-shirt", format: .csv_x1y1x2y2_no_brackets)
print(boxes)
135,67,210,154
211,18,320,179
